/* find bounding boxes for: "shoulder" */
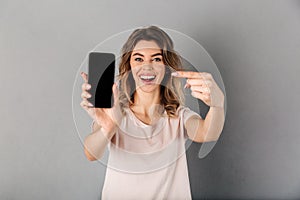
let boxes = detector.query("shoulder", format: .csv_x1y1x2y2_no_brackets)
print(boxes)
176,105,200,116
176,105,202,124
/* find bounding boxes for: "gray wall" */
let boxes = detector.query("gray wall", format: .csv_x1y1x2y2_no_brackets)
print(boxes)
1,0,300,199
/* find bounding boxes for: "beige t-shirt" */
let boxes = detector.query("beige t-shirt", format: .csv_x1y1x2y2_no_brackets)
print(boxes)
93,106,200,200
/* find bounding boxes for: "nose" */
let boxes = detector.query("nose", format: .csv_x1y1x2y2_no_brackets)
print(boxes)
142,64,154,70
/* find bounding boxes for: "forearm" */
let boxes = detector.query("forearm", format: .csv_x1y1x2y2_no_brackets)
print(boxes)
202,106,225,142
84,123,115,161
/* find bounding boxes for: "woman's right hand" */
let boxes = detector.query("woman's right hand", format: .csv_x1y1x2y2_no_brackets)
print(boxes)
80,71,121,135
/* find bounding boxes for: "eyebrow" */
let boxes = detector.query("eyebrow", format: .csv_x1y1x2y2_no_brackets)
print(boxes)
132,52,162,57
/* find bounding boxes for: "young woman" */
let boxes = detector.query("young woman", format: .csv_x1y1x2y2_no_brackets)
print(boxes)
80,26,225,200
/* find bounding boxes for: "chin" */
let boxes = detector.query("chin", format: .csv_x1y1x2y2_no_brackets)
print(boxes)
137,84,160,93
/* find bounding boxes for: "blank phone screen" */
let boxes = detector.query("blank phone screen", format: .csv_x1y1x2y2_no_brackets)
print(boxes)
88,52,115,108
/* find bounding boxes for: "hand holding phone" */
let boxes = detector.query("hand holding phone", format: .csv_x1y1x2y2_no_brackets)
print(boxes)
80,71,121,135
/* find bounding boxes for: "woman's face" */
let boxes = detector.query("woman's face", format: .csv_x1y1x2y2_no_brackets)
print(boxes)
130,40,165,93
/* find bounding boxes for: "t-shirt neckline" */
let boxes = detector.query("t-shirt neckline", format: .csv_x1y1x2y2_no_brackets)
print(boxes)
127,107,166,127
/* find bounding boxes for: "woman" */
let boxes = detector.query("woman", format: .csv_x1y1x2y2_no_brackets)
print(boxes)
80,26,225,199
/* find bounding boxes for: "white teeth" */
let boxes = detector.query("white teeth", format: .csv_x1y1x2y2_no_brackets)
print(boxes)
140,75,155,80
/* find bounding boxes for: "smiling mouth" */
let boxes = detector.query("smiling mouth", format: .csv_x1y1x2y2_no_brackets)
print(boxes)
139,75,156,82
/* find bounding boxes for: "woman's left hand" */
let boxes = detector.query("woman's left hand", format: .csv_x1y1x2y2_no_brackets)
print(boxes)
172,71,224,108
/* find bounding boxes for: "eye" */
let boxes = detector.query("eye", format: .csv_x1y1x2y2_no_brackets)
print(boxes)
134,57,143,62
153,57,162,62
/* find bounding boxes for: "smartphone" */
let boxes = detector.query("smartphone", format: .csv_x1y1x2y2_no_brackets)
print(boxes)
88,52,115,108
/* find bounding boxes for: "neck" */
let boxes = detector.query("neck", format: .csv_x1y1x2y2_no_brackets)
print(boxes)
131,87,161,115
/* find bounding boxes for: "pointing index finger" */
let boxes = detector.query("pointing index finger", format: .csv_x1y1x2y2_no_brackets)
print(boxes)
171,71,204,79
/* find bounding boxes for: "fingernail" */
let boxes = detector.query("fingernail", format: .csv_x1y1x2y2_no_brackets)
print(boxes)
89,103,93,107
184,83,188,89
86,84,91,89
171,72,178,76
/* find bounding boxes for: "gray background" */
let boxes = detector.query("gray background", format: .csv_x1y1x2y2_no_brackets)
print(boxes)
1,0,300,199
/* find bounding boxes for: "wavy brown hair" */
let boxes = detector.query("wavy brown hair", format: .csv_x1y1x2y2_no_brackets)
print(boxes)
117,26,184,118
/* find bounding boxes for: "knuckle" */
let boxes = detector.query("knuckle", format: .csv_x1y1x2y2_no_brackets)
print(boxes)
203,80,209,87
86,92,91,98
204,79,210,85
82,83,86,90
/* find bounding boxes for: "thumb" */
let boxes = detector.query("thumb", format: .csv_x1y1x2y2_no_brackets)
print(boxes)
112,82,119,106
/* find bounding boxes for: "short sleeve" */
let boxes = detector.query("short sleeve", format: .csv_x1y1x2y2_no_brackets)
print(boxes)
177,106,201,140
181,106,202,125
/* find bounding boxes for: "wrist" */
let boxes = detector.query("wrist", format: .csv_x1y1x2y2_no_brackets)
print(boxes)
100,126,116,140
212,96,225,108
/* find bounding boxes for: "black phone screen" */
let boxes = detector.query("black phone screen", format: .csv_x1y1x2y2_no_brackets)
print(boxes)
88,52,115,108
